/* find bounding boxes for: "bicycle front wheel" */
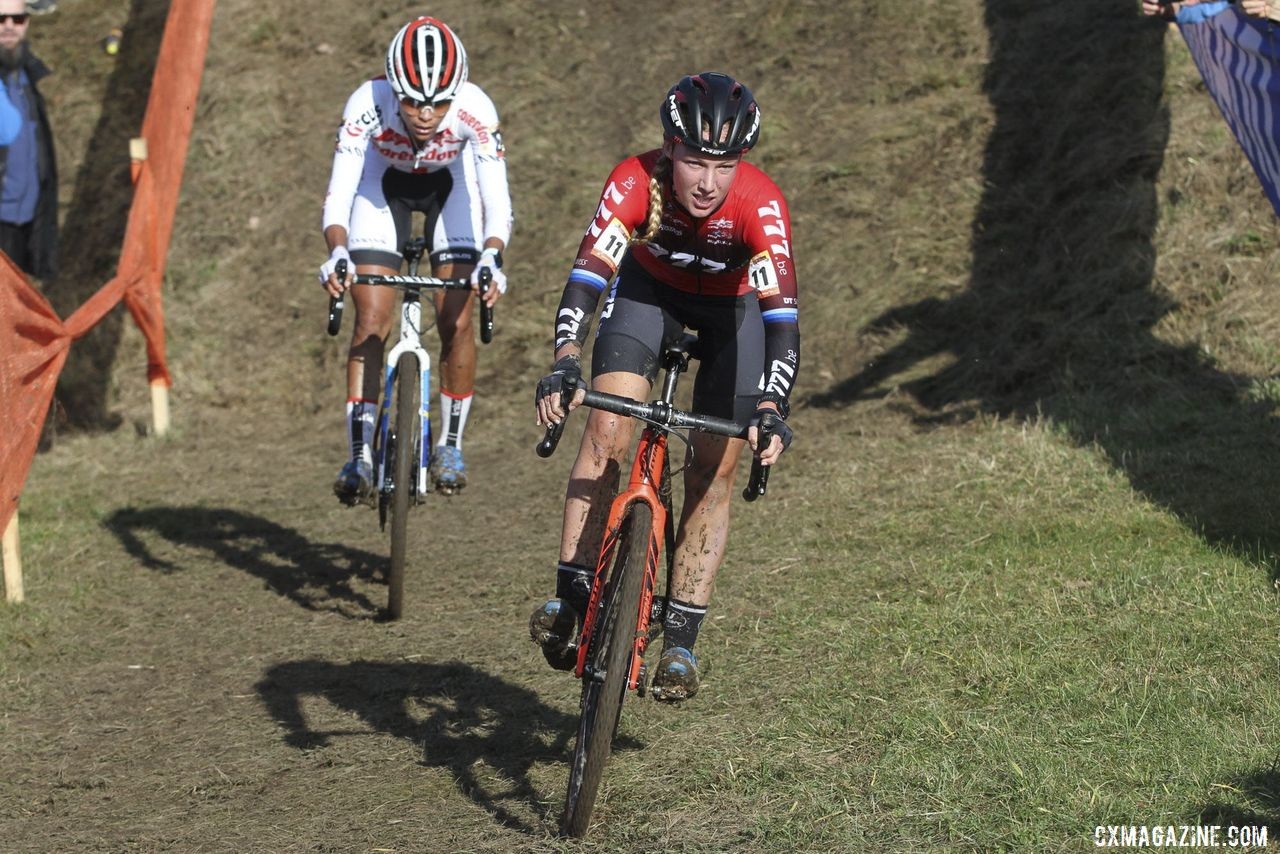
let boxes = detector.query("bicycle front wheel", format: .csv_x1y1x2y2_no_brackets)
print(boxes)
562,501,651,838
387,351,421,621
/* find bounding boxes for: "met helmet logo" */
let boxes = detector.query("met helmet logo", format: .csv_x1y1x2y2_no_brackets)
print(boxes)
666,93,687,136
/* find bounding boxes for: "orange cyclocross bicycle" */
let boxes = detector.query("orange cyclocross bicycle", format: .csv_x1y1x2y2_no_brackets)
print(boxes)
536,332,780,837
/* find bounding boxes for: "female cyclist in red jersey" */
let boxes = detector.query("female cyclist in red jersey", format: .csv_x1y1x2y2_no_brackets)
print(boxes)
531,72,799,701
319,16,512,503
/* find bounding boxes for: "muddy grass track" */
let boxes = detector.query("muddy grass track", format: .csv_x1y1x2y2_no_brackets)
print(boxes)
1,392,858,851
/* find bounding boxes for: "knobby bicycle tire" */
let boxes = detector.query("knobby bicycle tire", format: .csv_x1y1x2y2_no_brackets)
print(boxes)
562,501,652,837
387,352,421,621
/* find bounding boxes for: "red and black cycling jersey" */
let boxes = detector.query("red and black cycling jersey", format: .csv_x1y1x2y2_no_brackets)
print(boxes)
554,149,800,411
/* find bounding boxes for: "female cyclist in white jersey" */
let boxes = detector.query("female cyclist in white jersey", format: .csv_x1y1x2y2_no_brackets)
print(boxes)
319,16,513,502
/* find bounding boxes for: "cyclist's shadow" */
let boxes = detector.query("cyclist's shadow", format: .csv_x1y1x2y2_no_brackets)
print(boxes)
104,506,387,619
257,659,632,833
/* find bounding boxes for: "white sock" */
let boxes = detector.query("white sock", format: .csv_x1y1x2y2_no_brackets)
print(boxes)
437,389,472,449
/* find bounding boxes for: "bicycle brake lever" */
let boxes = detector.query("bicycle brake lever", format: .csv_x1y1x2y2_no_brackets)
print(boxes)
536,374,578,458
742,412,778,502
536,419,565,458
327,258,347,336
479,267,494,344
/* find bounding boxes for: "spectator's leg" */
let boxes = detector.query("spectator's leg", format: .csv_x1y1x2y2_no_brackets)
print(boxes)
0,221,32,275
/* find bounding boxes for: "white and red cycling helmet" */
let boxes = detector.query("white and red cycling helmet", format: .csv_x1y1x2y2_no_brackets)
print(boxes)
385,16,468,105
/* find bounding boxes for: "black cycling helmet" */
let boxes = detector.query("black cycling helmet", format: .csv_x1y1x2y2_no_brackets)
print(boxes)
661,72,761,157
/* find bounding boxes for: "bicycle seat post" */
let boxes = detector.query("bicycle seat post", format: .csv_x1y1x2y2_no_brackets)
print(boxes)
657,334,698,405
403,236,428,278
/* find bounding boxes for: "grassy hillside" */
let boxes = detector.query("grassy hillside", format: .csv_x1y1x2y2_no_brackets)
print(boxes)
4,0,1280,850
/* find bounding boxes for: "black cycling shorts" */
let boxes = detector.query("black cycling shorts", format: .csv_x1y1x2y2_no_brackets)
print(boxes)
593,254,765,424
348,167,481,270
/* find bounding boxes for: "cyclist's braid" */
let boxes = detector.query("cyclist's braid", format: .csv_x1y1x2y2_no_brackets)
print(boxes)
633,154,670,245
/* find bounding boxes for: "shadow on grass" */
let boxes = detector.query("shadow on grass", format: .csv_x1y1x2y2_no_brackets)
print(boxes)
1196,764,1280,838
49,0,170,431
808,2,1280,573
257,659,631,834
104,505,388,619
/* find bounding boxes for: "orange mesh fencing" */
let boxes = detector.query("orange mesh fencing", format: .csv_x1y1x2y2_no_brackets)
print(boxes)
1,1,216,537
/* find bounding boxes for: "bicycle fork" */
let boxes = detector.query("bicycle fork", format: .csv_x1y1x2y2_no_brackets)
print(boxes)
576,436,671,695
375,294,433,500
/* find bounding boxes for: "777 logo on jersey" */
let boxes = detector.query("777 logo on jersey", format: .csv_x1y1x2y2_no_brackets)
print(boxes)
748,250,780,297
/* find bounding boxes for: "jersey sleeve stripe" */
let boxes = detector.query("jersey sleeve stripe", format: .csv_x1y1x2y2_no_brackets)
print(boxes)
568,269,609,292
761,308,798,324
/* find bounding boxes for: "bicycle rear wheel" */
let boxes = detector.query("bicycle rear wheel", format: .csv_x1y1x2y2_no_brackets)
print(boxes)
561,501,651,837
387,351,421,621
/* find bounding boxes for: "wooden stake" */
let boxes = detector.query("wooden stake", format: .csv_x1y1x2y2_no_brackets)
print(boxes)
151,380,170,437
3,511,22,604
129,136,148,184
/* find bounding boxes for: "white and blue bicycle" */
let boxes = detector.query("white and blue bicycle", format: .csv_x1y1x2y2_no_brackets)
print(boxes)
326,237,493,619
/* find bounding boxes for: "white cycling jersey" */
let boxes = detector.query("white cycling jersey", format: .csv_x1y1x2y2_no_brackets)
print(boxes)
322,77,512,263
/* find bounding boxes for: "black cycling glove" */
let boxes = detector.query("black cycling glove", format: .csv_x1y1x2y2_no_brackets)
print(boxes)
536,354,582,407
752,408,794,454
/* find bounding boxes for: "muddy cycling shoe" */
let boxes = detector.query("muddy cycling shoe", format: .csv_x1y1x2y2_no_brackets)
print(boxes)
529,598,580,671
650,646,700,702
429,445,467,494
333,460,374,507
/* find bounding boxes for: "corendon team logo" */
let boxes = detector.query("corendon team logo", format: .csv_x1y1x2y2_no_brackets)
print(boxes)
372,126,464,167
457,109,491,144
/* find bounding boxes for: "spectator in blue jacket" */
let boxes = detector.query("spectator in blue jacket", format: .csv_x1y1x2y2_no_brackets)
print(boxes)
0,67,18,146
0,0,56,279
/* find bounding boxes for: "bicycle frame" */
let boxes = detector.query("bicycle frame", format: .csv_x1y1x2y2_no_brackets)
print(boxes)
574,418,669,692
571,339,712,694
